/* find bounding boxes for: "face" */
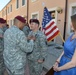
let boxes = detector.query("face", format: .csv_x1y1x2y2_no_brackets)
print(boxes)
2,23,6,27
71,22,74,31
19,21,25,30
29,22,38,30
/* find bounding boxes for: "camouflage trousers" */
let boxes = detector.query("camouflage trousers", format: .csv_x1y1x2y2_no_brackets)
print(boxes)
28,60,43,75
0,62,5,75
6,67,26,75
0,57,5,75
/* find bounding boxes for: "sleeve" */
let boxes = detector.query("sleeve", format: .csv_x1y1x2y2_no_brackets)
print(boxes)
0,30,3,38
18,31,34,53
0,34,3,38
39,33,48,60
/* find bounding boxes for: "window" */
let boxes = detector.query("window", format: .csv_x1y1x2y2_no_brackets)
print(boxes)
31,0,37,2
10,20,12,26
10,5,12,12
8,7,9,13
2,11,4,17
22,0,25,6
5,9,7,15
48,7,58,42
49,11,55,19
31,12,39,19
4,11,6,16
49,11,56,42
16,0,19,9
7,20,9,25
32,14,38,19
72,6,76,15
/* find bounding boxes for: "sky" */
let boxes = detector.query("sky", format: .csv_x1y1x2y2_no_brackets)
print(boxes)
0,0,10,11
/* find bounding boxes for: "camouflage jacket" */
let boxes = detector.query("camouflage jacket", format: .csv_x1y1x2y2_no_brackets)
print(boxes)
0,28,4,61
27,30,47,61
22,26,30,37
3,25,34,71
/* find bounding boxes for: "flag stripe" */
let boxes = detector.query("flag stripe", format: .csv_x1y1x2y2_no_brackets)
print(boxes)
45,23,56,33
45,26,59,36
45,21,55,30
46,28,59,38
47,31,59,41
45,19,55,27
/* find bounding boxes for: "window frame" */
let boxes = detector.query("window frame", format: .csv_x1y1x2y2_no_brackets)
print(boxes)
31,0,37,2
8,7,9,14
31,11,39,19
22,0,25,6
16,0,19,9
10,4,12,12
48,7,58,42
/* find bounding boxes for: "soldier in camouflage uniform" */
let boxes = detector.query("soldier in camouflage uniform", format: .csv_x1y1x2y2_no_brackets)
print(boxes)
3,16,34,75
22,24,31,37
2,20,8,33
28,19,47,75
0,18,5,75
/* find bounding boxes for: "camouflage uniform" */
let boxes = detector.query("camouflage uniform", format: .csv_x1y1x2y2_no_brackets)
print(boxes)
27,30,47,75
3,25,34,75
22,26,30,37
2,25,8,33
0,28,5,75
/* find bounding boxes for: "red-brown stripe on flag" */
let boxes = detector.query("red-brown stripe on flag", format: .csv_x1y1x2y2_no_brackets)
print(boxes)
47,30,60,42
45,21,54,30
45,26,58,36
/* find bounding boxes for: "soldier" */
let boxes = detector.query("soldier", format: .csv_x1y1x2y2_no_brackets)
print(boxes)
1,20,8,32
22,23,31,37
3,16,35,75
28,19,47,75
0,18,5,75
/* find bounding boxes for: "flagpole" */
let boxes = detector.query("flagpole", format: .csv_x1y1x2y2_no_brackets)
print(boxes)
63,0,68,43
59,32,65,43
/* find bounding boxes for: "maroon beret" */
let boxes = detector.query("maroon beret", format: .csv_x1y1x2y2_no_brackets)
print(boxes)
29,19,40,25
0,18,6,23
3,20,6,23
15,16,26,23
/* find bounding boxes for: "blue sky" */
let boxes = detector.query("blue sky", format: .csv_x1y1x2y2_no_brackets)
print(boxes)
0,0,10,11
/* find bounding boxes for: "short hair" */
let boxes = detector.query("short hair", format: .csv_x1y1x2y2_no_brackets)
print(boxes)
29,19,40,25
71,14,76,30
13,18,19,25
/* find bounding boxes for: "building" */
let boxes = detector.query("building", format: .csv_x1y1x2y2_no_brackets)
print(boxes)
0,0,76,44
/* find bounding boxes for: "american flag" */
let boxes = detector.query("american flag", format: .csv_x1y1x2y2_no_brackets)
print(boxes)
42,7,60,42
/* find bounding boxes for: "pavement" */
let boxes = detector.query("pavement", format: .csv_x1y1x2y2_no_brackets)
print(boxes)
25,42,63,75
4,42,63,75
43,42,63,72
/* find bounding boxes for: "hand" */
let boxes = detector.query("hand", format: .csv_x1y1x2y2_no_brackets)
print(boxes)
27,35,36,41
53,66,60,72
37,59,44,63
27,36,31,40
53,62,59,68
31,36,36,41
53,62,60,72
